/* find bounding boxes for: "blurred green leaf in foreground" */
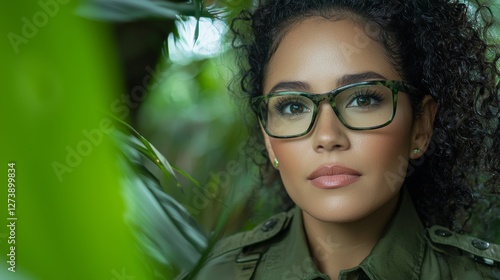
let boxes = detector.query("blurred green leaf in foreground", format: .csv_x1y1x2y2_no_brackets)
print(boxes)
0,0,158,279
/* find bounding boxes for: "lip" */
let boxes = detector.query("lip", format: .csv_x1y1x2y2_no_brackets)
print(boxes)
307,165,361,189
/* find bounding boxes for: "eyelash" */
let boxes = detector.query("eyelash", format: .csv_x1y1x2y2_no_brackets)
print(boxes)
347,91,385,107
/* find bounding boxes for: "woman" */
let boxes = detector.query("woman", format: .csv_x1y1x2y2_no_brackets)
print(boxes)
195,0,500,279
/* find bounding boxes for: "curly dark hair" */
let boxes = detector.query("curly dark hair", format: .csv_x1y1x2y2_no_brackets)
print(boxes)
230,0,500,232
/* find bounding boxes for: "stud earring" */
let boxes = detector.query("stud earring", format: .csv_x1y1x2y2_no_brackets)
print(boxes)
273,158,279,168
413,148,420,154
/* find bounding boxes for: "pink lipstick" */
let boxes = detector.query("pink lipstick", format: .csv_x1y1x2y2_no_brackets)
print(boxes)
307,165,361,189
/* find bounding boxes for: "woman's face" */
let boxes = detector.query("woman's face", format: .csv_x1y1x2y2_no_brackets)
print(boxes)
263,17,432,223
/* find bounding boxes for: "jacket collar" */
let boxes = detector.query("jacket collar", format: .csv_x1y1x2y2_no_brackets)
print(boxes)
357,189,426,280
261,205,328,279
263,189,426,280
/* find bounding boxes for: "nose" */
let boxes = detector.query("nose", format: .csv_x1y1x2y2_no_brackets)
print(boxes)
311,102,350,152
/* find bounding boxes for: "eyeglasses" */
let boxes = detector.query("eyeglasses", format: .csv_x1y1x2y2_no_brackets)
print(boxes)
251,80,420,139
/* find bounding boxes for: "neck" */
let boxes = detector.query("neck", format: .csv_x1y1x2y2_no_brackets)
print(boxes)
302,194,400,280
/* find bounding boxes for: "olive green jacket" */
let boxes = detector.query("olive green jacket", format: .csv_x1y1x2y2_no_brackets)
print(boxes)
195,192,500,279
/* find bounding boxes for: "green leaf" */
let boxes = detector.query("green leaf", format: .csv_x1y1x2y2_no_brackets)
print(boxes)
77,0,223,21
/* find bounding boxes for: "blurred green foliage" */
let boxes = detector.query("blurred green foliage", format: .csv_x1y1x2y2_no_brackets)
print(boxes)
137,54,281,233
0,1,156,279
0,0,243,279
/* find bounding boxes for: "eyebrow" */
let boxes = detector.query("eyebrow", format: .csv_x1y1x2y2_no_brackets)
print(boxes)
336,71,388,87
268,71,388,93
268,81,309,93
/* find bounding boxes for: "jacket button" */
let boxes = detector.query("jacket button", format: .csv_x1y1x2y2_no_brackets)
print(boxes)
434,229,452,237
472,239,490,250
261,218,278,232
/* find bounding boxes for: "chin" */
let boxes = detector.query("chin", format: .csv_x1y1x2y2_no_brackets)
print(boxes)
299,193,399,224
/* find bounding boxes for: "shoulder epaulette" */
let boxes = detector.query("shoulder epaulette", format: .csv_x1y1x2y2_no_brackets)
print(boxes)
426,225,500,266
208,210,294,260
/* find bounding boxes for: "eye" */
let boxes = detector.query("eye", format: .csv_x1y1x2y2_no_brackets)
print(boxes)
284,102,308,114
273,96,312,116
346,91,384,108
351,96,372,107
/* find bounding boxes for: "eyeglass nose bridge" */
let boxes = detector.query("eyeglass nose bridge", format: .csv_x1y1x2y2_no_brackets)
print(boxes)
309,91,347,127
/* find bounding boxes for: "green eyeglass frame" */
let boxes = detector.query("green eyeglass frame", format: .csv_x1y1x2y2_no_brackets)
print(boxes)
251,80,420,139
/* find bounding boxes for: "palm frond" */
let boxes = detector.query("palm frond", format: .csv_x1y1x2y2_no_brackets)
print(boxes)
114,118,209,276
77,0,225,22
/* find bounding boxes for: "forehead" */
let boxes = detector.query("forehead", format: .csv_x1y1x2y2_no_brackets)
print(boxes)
264,17,400,93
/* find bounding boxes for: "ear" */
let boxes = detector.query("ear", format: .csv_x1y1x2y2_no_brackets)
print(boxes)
261,127,278,168
410,95,437,159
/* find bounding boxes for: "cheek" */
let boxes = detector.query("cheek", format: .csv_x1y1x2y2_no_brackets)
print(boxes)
356,110,414,183
269,139,309,165
268,138,310,183
362,133,410,173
